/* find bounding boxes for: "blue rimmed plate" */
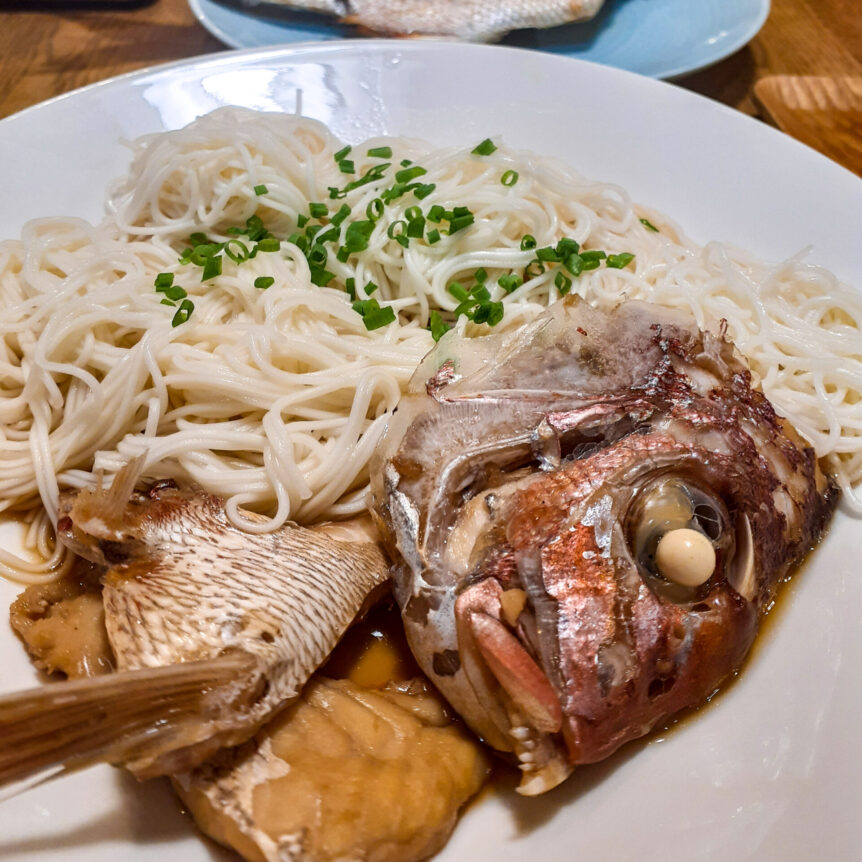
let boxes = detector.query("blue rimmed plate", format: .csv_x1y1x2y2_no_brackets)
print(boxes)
188,0,770,79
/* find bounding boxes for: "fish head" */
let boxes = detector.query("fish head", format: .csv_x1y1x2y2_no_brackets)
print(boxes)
371,298,837,795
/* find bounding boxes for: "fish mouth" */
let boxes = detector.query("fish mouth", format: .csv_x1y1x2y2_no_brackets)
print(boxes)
454,571,572,795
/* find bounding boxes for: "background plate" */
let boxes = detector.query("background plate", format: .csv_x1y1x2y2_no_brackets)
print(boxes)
0,40,860,862
188,0,771,79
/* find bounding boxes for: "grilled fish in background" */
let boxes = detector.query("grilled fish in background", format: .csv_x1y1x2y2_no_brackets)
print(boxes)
262,0,604,42
0,469,389,788
371,297,837,795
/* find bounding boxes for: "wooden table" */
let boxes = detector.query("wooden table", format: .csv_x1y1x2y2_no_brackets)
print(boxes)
0,0,860,175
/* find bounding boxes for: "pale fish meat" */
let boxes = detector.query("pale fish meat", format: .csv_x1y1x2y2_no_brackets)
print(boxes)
0,469,389,788
264,0,605,42
371,297,837,795
176,674,489,862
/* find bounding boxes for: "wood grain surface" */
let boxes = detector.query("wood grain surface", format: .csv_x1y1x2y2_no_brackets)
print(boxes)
0,0,860,176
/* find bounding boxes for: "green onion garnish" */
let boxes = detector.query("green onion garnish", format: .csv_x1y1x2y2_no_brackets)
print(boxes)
334,145,351,163
536,246,561,262
415,183,436,200
352,298,396,331
395,165,427,184
254,184,268,196
368,146,392,159
224,240,250,263
254,276,274,290
427,229,441,244
171,299,194,327
564,253,584,276
338,159,355,174
189,232,208,246
427,205,445,223
580,250,607,263
520,235,537,251
501,170,519,187
364,281,378,296
366,198,385,221
407,216,426,239
448,211,474,234
297,214,309,228
607,252,635,269
556,238,580,257
640,217,659,232
555,271,573,295
345,277,356,300
498,273,523,293
154,272,174,289
447,281,469,302
474,268,487,283
160,285,188,301
524,259,545,279
309,202,328,219
472,138,497,156
256,238,281,253
429,310,451,342
344,220,375,254
201,255,222,281
310,266,336,287
331,204,351,227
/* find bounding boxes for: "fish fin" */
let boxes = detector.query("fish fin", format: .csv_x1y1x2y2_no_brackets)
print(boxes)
0,651,259,790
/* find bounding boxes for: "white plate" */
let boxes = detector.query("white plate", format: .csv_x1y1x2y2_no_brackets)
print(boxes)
0,41,860,862
188,0,770,80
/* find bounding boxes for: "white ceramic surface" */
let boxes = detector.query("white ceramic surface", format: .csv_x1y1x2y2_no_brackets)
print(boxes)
0,41,860,862
188,0,770,80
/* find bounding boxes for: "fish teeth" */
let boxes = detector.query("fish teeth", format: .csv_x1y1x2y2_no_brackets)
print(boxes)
509,725,530,741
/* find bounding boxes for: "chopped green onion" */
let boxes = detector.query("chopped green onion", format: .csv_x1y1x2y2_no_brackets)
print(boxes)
364,281,378,296
524,259,545,279
224,239,250,263
536,246,561,262
315,227,340,245
160,285,188,301
564,253,584,276
607,252,635,269
427,205,445,223
366,198,385,221
447,281,469,302
474,268,487,283
400,158,413,167
405,206,422,222
640,217,659,232
334,145,351,163
555,271,573,295
395,165,427,184
308,245,328,266
310,266,336,286
256,238,281,253
331,204,351,227
471,138,497,156
429,310,451,342
189,232,208,246
336,247,351,263
407,216,426,238
469,284,490,301
501,170,519,187
160,298,175,307
415,183,436,200
387,220,407,240
520,235,537,251
556,238,580,257
368,146,392,159
343,220,375,254
253,184,268,196
201,255,222,281
309,202,328,219
297,214,309,228
254,276,275,290
427,229,441,245
154,272,174,289
352,298,396,331
171,299,194,327
498,273,523,293
345,277,356,300
448,213,474,234
472,300,504,325
338,159,355,174
579,250,607,262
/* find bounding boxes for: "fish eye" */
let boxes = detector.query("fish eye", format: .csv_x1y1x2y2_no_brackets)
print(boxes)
627,478,726,595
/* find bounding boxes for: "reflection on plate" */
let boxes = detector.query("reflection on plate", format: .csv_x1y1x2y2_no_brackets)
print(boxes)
188,0,771,79
0,40,861,862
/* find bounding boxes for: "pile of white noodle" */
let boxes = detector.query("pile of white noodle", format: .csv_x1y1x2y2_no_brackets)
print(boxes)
1,108,860,584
